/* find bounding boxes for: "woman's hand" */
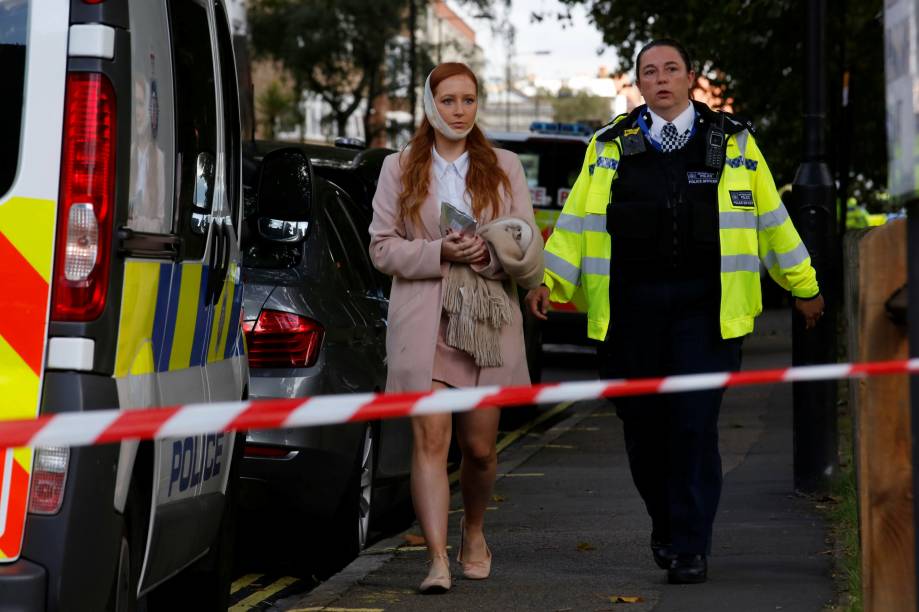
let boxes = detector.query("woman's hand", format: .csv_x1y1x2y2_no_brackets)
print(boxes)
795,294,825,330
441,231,489,264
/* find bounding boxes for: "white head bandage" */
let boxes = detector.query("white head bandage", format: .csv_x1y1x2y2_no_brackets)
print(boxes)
423,71,476,141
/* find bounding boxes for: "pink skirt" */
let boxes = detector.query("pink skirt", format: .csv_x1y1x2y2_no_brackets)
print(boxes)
431,313,481,389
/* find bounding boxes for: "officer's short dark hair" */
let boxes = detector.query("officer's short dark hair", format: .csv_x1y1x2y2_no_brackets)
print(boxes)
636,39,694,78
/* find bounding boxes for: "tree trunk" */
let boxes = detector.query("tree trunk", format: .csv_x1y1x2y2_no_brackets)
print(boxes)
409,0,417,129
364,62,379,145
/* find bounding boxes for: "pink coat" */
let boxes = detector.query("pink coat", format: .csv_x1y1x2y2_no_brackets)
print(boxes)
369,147,536,393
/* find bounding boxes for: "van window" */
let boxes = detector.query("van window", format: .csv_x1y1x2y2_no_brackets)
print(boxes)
518,153,540,189
126,0,176,233
0,2,27,199
169,0,218,260
494,139,586,210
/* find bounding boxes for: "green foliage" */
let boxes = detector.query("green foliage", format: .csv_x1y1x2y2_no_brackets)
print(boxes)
249,0,406,135
248,0,508,140
552,90,614,125
256,80,298,139
825,395,863,612
551,0,886,190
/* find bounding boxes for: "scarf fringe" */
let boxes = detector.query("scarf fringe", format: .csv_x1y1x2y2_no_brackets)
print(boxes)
442,264,511,367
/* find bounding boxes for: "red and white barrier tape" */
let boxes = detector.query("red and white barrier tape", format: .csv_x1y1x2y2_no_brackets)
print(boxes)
2,358,917,450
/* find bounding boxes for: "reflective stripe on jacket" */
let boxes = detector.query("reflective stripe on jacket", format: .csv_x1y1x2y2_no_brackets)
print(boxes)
543,113,820,341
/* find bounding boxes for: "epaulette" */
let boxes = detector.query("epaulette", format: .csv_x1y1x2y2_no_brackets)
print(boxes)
690,101,754,136
720,111,755,136
595,108,642,143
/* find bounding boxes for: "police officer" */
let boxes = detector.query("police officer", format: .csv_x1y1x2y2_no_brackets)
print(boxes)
525,39,825,584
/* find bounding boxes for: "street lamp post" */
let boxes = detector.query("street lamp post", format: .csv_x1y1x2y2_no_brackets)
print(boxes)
505,48,551,131
790,0,838,494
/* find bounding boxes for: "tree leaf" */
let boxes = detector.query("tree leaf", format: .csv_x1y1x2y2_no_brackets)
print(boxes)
609,595,643,603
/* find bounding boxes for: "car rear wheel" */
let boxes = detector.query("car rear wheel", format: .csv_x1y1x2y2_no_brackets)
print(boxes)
357,423,375,550
321,423,376,576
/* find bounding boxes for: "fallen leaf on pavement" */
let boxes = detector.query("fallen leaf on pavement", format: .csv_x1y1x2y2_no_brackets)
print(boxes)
609,595,643,603
576,542,596,552
492,494,507,502
402,533,426,546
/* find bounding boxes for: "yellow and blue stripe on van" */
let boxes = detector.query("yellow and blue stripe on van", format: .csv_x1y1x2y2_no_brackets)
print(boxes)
115,261,244,379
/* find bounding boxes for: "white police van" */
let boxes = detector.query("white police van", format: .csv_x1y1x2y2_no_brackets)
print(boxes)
0,1,247,610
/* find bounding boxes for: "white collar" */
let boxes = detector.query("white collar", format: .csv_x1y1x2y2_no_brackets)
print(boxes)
431,146,469,179
647,102,695,140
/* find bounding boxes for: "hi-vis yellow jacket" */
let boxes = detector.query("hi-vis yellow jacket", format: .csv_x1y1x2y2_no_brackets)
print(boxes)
543,107,820,341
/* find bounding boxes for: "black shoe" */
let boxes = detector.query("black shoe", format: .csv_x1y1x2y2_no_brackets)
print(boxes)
651,538,677,570
667,554,707,584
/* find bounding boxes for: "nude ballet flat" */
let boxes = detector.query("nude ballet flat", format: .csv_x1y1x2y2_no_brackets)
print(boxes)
419,553,451,594
457,517,492,580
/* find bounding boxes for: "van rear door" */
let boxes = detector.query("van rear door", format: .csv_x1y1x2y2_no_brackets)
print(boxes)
0,1,67,562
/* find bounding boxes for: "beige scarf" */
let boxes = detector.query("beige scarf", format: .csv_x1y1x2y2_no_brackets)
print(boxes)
442,216,545,367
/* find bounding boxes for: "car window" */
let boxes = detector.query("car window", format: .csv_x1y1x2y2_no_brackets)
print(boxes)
169,0,218,259
0,2,27,199
324,187,377,295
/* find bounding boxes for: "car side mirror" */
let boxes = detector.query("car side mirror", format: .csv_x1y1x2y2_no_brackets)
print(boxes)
255,148,314,244
191,151,215,234
257,218,309,243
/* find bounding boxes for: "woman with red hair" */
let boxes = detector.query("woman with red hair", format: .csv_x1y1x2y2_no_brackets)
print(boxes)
370,62,539,593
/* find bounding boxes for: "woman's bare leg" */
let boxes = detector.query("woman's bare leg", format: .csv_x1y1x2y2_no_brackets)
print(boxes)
455,407,500,560
411,382,453,570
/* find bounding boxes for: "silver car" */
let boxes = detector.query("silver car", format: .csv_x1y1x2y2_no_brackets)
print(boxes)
237,143,411,572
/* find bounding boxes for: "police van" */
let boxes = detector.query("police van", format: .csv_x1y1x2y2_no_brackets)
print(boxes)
487,123,591,379
0,1,247,610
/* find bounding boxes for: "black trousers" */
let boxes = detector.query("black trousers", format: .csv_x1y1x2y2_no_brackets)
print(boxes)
600,275,743,555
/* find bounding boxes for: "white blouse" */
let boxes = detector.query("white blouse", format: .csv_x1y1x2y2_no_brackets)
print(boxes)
431,146,473,216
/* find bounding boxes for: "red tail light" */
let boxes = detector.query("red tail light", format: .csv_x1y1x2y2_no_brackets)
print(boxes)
29,447,70,515
242,310,324,368
244,444,292,459
52,72,116,321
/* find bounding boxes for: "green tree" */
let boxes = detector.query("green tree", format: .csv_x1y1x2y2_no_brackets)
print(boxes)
549,0,885,191
256,79,297,139
249,0,405,138
250,1,508,143
552,90,613,125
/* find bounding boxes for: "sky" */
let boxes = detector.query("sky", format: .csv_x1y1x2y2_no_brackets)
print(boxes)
456,0,622,83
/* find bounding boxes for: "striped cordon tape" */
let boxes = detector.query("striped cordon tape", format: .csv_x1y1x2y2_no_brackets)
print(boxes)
2,358,917,450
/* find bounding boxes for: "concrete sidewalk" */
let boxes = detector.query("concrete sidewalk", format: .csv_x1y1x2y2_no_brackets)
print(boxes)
278,310,834,612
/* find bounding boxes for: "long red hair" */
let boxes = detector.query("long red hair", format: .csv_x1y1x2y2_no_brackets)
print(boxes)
398,63,511,226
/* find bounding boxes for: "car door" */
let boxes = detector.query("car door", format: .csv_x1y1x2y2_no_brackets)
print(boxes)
204,0,245,406
321,188,384,391
323,189,411,480
134,0,237,591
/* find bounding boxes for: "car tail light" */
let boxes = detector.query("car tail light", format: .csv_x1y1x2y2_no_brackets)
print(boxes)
28,447,70,515
242,310,324,368
52,73,116,321
244,444,292,459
